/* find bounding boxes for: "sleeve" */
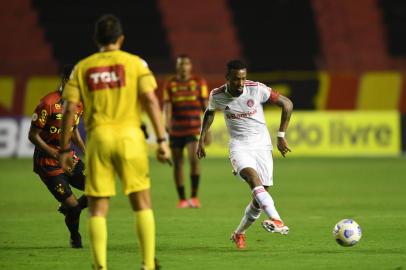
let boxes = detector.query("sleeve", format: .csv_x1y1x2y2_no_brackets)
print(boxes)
200,79,208,100
62,64,81,103
207,91,217,111
31,101,50,129
137,58,158,94
162,79,171,102
258,82,279,103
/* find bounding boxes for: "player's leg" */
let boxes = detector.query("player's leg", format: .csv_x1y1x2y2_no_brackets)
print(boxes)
63,194,84,248
170,136,188,207
85,127,116,270
40,174,84,248
240,168,288,235
186,138,201,208
117,128,158,270
231,198,261,249
240,167,281,219
62,159,88,247
128,190,157,270
88,196,109,270
68,159,88,208
59,159,88,214
236,199,262,234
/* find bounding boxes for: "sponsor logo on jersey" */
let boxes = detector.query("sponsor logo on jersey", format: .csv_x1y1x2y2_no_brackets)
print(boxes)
225,109,257,119
247,99,254,107
86,64,126,91
225,106,230,111
39,109,47,123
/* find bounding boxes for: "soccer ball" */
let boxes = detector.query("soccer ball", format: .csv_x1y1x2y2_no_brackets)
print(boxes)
333,219,362,247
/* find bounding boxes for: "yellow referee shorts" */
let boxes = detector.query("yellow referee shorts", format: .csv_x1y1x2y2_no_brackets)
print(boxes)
85,126,150,197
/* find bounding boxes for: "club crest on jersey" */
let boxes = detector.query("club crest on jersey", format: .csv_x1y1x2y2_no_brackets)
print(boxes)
86,64,126,91
247,99,254,107
32,113,38,121
55,183,65,195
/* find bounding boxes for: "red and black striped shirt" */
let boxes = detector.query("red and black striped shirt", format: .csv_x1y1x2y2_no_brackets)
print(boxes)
163,75,208,136
31,91,83,177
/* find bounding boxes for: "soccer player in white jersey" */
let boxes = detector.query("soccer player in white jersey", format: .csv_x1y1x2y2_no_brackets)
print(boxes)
196,60,293,249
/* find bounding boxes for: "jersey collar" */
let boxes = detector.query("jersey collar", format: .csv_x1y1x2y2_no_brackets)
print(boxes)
225,84,246,97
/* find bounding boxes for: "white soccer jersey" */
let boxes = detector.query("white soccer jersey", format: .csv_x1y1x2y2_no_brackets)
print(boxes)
208,80,277,150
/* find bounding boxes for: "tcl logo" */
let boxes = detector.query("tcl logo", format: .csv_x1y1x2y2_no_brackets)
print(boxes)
86,65,126,91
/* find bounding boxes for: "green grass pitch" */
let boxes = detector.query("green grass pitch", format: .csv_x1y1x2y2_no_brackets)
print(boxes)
0,157,405,269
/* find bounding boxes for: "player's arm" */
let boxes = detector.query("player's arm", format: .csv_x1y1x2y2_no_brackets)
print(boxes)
28,125,59,159
273,95,293,157
59,101,77,172
138,60,170,164
72,126,86,155
162,81,172,133
201,99,212,146
196,109,215,159
199,80,212,145
163,101,172,133
140,91,171,164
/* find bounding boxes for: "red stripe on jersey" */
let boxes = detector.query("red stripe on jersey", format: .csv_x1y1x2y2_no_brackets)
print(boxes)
172,90,198,97
171,128,201,136
173,110,201,116
172,100,202,107
47,168,65,176
172,119,201,126
268,88,280,103
212,87,225,95
245,80,257,86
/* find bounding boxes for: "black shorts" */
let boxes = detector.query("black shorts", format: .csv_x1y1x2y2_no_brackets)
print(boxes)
39,160,85,202
169,135,198,149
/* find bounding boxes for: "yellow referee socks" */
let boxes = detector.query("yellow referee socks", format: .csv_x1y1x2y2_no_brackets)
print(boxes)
135,209,156,270
88,216,107,270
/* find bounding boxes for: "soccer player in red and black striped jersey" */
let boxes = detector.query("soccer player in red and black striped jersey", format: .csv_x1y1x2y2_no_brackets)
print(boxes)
163,55,209,208
28,65,87,248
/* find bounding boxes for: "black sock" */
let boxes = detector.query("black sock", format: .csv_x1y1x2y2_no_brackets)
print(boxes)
77,195,88,210
65,205,81,238
177,185,186,200
191,174,200,198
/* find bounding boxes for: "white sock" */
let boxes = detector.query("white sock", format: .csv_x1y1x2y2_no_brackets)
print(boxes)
252,186,281,220
235,202,261,234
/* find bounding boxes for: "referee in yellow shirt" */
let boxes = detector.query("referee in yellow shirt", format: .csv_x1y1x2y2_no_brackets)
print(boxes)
59,14,170,270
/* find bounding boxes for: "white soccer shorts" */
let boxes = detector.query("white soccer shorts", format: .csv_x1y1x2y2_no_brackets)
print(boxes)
229,149,274,186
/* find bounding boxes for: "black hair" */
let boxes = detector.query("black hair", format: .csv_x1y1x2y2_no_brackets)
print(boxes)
227,60,247,73
60,64,74,80
177,54,191,60
94,14,123,46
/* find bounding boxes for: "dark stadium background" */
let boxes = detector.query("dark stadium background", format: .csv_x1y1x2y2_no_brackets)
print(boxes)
1,2,406,269
0,0,405,155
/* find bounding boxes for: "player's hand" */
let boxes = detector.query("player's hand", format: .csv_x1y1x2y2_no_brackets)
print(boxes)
277,137,291,157
59,153,76,175
49,148,60,160
156,142,172,165
196,140,206,159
